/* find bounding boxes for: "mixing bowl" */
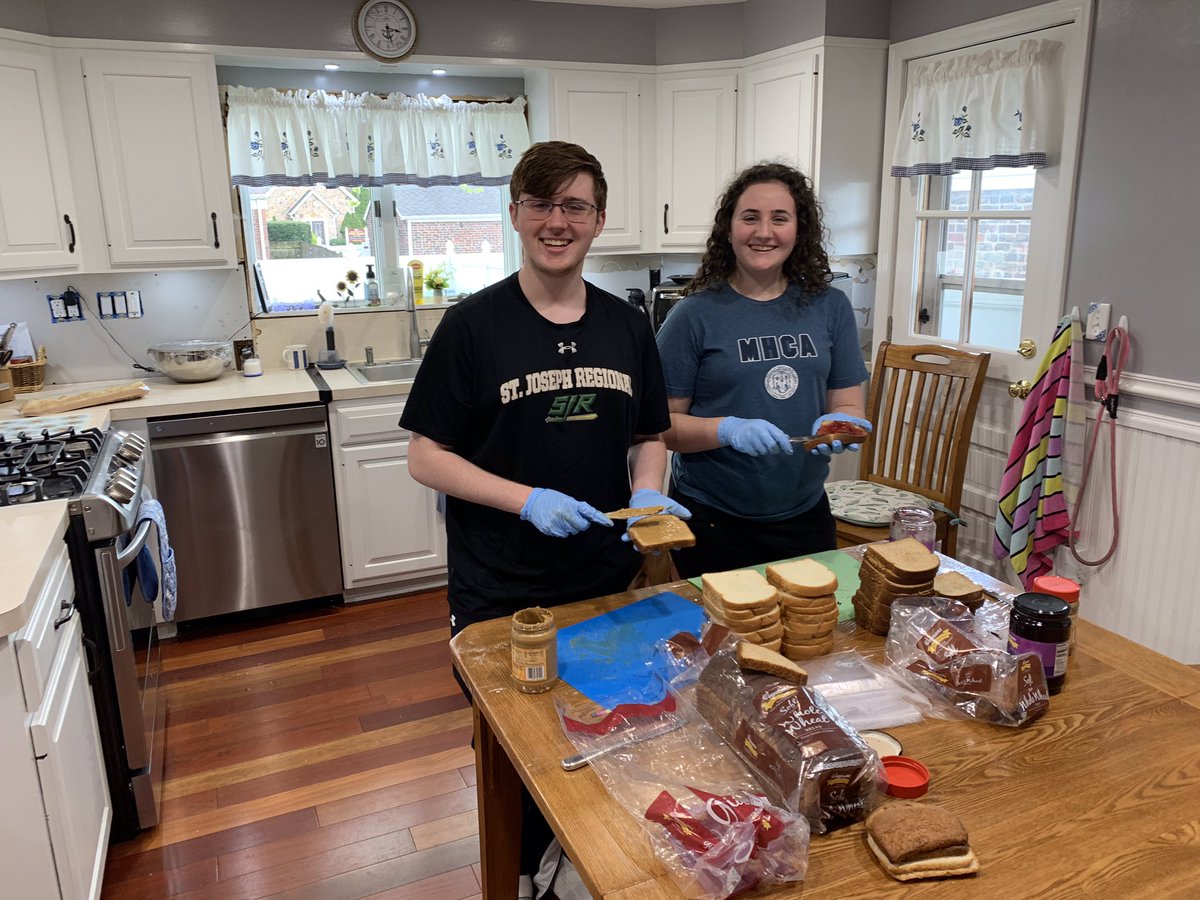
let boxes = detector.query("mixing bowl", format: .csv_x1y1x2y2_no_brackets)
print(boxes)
147,341,233,383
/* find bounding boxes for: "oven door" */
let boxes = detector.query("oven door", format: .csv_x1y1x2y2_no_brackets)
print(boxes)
93,500,163,830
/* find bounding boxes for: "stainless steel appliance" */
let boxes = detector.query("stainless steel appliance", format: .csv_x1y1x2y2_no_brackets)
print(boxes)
1,417,165,841
148,404,342,622
650,276,691,334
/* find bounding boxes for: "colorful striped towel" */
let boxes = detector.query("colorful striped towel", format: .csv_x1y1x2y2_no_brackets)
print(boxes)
993,315,1080,588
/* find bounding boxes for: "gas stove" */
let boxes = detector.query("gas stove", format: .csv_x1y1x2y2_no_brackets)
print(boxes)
0,417,148,540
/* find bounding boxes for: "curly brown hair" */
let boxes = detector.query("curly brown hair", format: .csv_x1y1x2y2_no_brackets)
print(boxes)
687,162,831,299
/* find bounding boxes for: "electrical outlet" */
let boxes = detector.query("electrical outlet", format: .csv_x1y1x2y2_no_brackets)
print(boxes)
47,294,68,322
127,290,143,317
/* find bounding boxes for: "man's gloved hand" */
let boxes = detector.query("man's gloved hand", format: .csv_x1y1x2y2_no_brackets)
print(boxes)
520,488,612,538
716,416,793,456
620,488,692,542
808,412,873,456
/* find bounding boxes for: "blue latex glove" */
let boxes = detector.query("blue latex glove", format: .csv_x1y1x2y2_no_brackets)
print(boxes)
716,416,793,456
620,488,692,542
808,412,873,456
520,488,612,538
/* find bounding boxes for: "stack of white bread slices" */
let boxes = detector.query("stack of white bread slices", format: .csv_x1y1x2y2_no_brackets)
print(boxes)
765,558,841,661
701,569,783,652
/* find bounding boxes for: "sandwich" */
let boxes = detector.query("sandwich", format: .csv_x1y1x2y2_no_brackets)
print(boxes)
865,801,980,881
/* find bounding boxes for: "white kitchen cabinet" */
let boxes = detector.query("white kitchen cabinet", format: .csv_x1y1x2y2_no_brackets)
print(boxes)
541,70,647,252
330,398,447,593
2,545,110,900
656,72,738,249
739,41,888,257
51,48,236,271
0,39,80,276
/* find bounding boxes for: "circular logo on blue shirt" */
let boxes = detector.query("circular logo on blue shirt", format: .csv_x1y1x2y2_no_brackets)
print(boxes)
764,364,799,399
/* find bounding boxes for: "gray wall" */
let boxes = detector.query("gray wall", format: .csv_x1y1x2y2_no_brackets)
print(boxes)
0,0,47,34
655,4,745,66
888,0,1051,42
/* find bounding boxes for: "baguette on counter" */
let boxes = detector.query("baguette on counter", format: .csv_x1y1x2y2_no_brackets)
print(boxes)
19,382,149,416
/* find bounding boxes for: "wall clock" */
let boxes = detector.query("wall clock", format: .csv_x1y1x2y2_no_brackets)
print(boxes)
352,0,418,63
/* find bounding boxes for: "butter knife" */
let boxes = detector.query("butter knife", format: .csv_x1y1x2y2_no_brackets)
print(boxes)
561,717,684,770
789,431,866,450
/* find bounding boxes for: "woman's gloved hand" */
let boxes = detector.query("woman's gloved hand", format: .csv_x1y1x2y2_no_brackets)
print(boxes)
620,488,692,543
808,412,873,456
716,416,793,456
520,488,612,538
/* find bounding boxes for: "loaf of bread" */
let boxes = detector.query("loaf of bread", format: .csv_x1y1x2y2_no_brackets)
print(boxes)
694,646,879,832
19,382,149,416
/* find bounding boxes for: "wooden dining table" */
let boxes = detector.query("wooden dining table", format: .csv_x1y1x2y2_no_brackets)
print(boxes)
450,554,1200,898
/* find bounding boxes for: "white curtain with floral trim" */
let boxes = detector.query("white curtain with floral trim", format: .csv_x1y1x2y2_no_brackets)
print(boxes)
224,87,530,187
890,39,1063,178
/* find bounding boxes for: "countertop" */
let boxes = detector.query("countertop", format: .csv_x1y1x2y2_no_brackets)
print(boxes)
0,363,417,637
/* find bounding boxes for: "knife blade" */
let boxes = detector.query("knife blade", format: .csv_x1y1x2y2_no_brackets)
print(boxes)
789,431,867,450
561,717,684,770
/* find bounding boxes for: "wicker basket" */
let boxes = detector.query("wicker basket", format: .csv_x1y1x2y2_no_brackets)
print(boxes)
10,346,47,393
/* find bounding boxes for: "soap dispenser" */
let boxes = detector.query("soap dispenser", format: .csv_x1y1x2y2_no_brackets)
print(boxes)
365,264,381,306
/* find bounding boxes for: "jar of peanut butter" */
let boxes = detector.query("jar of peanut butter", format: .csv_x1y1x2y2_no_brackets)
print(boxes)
511,607,558,693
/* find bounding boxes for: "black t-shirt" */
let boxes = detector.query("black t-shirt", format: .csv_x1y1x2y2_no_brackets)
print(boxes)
399,273,671,621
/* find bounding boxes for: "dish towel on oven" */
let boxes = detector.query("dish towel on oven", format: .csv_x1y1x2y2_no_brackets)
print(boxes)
138,499,178,621
993,313,1082,588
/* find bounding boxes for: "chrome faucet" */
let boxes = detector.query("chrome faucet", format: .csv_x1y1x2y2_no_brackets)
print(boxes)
364,346,375,365
408,297,430,359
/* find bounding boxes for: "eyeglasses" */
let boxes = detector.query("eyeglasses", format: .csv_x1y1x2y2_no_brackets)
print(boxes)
514,198,600,223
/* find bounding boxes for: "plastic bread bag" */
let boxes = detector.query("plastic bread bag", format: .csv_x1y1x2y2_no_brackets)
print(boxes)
688,643,882,834
886,606,1050,727
802,650,934,731
555,688,810,898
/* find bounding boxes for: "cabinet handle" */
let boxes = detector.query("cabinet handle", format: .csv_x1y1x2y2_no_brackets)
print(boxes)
663,203,669,235
81,634,99,679
53,598,74,630
64,214,76,253
211,211,220,249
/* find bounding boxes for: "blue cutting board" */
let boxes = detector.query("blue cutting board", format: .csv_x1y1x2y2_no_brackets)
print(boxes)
557,591,705,710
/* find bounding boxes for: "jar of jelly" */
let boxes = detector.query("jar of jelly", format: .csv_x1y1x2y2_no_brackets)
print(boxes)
1008,592,1071,694
889,506,937,551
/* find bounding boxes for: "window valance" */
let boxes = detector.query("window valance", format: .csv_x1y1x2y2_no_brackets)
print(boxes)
224,86,531,187
890,39,1063,178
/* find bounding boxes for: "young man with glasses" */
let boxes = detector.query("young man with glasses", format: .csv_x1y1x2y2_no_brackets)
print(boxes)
400,139,687,890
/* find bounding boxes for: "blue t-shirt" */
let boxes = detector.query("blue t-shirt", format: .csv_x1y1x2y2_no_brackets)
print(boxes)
656,282,868,521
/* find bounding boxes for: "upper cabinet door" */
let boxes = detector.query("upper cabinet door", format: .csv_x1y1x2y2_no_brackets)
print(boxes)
657,73,737,249
82,53,235,267
0,40,80,274
551,72,642,251
738,54,818,176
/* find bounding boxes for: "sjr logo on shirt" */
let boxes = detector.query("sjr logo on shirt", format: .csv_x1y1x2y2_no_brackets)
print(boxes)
545,393,598,422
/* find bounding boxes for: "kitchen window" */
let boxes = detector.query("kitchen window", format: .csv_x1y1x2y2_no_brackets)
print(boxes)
240,182,516,314
876,2,1093,385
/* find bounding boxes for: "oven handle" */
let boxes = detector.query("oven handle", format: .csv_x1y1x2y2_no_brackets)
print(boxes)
117,517,154,568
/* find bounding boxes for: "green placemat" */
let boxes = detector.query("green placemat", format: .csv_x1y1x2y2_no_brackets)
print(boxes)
687,548,861,622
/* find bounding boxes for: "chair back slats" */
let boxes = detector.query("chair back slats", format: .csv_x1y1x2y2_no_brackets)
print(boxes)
859,341,990,514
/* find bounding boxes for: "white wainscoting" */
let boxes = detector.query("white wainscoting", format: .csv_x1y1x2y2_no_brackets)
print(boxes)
961,379,1200,664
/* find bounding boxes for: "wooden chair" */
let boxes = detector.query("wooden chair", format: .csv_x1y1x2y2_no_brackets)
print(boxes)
833,341,990,558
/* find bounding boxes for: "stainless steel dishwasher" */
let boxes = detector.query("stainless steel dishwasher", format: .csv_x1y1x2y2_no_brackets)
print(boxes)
149,404,342,621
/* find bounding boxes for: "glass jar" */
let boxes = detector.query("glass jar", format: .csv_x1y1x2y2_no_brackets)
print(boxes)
511,607,558,694
1031,575,1081,656
1008,592,1071,695
889,506,937,551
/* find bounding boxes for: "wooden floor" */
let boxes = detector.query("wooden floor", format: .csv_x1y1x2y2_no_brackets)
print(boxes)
101,589,482,899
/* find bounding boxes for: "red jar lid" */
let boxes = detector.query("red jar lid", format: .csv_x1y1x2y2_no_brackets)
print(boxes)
1032,575,1080,603
881,755,930,798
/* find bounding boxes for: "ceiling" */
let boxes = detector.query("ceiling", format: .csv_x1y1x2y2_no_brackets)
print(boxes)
522,0,744,7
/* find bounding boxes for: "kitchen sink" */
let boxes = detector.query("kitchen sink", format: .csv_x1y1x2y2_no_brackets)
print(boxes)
349,358,423,384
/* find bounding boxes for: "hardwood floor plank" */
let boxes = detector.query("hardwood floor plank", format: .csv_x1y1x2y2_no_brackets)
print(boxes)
105,808,319,874
159,789,218,822
159,629,327,673
177,683,377,740
359,692,471,732
221,784,476,880
215,723,474,808
100,857,217,899
134,745,475,851
410,810,480,852
459,766,477,788
315,770,467,827
366,664,462,702
164,668,327,721
162,707,470,802
363,865,481,900
260,836,481,900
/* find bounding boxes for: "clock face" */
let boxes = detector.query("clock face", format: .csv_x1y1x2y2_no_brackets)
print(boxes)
353,0,418,63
